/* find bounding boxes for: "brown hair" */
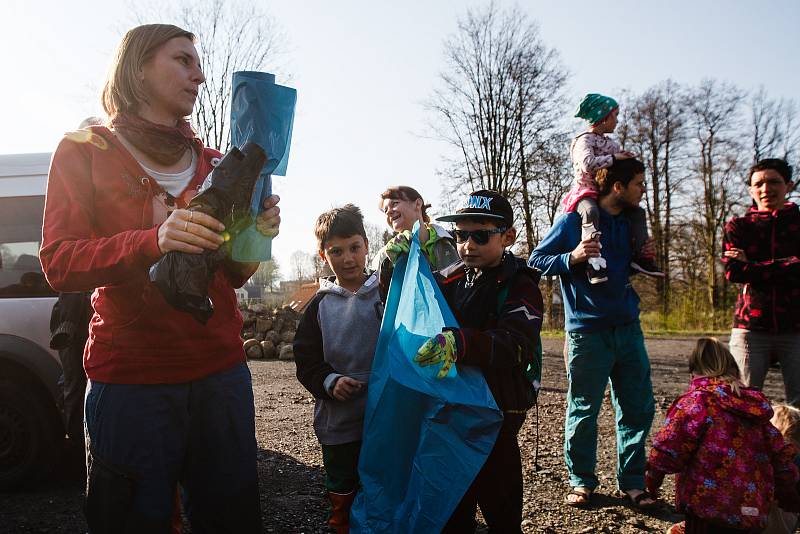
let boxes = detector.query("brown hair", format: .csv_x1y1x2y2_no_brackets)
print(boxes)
688,337,741,395
101,24,196,118
596,158,646,196
314,204,367,250
379,186,431,223
748,158,793,184
771,405,800,449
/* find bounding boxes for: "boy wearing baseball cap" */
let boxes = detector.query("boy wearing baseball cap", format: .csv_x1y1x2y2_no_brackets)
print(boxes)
413,189,543,532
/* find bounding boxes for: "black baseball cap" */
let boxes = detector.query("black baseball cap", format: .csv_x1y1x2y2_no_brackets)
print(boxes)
437,190,514,226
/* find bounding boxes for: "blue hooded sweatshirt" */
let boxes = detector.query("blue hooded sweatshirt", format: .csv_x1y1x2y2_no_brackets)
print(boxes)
528,209,640,332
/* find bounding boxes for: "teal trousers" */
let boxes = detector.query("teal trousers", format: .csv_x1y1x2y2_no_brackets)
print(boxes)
564,322,654,490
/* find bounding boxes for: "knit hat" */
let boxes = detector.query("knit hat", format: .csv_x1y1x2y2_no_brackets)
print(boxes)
574,93,618,125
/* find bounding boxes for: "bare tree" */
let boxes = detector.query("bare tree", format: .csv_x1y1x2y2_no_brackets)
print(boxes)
509,39,568,253
686,79,745,309
427,2,568,230
130,0,286,151
526,133,571,328
249,258,281,293
364,221,392,262
623,80,688,316
289,250,313,282
0,244,13,269
310,254,330,279
748,88,800,203
527,133,571,243
748,87,800,165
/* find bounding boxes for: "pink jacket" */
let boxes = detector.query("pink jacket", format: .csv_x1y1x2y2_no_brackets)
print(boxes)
646,377,800,530
562,132,620,212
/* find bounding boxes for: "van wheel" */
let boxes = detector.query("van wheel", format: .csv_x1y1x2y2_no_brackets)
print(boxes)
0,378,62,490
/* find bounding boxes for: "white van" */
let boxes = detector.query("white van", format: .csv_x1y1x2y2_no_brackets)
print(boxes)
0,152,65,489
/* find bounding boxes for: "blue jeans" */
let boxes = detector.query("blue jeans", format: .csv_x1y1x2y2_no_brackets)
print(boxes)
84,362,260,533
564,322,654,490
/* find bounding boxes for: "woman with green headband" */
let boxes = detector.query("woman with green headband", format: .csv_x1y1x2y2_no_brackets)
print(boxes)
564,93,663,283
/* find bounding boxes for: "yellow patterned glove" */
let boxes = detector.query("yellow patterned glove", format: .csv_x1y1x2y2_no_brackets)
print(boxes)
414,331,457,379
386,230,412,264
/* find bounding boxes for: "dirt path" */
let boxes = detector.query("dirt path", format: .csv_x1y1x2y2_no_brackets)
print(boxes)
0,336,789,533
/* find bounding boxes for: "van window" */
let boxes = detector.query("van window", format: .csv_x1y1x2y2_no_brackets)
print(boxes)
0,196,56,297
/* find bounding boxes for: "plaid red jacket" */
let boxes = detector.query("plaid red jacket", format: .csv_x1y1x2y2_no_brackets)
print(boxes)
722,202,800,333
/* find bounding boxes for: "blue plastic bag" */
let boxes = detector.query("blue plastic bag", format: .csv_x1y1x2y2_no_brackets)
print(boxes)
229,71,296,262
351,226,503,533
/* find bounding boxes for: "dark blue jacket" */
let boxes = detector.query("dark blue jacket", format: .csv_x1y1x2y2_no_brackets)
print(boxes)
438,253,543,412
528,210,640,332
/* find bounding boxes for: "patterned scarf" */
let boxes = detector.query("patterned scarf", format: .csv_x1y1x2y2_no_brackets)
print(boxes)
111,113,196,166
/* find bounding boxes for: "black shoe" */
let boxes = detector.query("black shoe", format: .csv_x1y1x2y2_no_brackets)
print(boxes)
587,263,608,284
630,258,665,278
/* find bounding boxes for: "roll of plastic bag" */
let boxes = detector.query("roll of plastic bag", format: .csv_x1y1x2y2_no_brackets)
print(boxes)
229,71,296,262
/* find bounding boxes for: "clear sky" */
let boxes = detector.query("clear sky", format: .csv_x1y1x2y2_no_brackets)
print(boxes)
2,0,798,275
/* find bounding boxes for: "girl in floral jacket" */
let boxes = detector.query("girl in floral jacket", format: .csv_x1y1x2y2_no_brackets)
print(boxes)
645,338,800,533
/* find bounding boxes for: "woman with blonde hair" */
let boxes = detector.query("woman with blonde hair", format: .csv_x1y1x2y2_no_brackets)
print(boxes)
40,24,280,533
645,338,800,533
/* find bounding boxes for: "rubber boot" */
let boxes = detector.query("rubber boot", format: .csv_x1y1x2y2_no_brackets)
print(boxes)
328,490,356,534
172,490,183,534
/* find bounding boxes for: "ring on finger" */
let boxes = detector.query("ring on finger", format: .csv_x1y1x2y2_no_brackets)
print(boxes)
184,220,189,233
188,210,194,222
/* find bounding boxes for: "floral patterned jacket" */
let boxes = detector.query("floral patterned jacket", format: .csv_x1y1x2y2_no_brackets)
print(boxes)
646,377,800,530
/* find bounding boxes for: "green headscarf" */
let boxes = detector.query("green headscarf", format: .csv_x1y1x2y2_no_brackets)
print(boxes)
574,93,618,125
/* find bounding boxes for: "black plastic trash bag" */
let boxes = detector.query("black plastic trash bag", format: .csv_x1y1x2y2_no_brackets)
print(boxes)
149,142,267,324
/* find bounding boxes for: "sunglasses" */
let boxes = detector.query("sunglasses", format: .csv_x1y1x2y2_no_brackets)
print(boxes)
453,227,507,245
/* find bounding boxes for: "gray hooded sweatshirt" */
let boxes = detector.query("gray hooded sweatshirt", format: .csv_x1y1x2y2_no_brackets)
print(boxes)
293,272,383,445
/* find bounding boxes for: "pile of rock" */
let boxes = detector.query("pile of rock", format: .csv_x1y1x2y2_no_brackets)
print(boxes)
241,304,300,361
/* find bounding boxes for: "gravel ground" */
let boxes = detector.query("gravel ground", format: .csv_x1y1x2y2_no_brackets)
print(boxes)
0,336,788,533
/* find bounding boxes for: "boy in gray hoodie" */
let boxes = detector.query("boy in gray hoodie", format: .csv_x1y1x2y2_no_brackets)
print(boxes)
294,205,382,534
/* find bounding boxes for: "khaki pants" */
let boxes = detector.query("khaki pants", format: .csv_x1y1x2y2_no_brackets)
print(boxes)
729,328,800,406
761,503,799,534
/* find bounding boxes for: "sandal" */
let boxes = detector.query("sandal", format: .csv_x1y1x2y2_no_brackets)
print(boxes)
564,487,593,507
622,489,658,510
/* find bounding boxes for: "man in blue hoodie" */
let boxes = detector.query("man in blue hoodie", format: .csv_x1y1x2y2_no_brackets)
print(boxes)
529,158,656,509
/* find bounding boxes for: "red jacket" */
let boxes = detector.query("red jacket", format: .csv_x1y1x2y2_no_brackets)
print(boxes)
646,377,800,529
40,126,247,384
722,202,800,333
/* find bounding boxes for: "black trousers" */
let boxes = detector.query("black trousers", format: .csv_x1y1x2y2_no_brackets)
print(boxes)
442,413,526,534
59,341,87,445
